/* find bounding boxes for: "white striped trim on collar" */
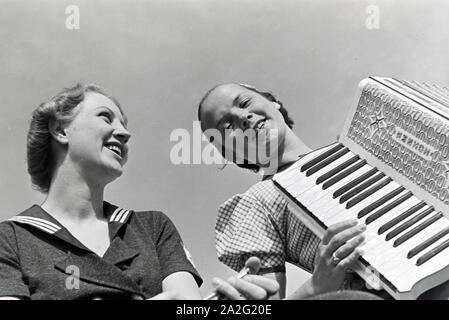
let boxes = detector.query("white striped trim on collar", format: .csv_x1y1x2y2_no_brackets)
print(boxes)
8,216,62,234
109,208,131,223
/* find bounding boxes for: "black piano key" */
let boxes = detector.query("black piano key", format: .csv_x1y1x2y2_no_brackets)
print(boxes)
322,160,367,190
300,143,344,172
306,148,349,177
366,191,413,224
393,212,443,247
336,170,383,202
358,186,406,219
378,201,426,235
333,167,378,199
315,155,360,185
345,177,392,209
408,226,449,259
385,207,433,241
416,238,449,266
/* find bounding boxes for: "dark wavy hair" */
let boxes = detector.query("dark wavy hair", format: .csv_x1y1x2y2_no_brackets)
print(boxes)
27,83,123,193
197,83,294,172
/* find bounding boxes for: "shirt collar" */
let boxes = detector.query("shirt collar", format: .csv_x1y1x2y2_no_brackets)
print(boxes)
9,202,134,251
103,201,133,225
12,204,64,234
103,201,134,240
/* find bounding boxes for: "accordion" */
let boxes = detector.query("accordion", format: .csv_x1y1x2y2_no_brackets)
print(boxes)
273,77,449,299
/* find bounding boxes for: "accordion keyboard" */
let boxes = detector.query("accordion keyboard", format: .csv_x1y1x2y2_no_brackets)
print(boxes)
273,142,449,299
273,77,449,299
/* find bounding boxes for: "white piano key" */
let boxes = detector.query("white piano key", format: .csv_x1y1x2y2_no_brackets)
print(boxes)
362,197,422,238
369,215,447,270
319,178,395,223
322,178,401,226
411,222,449,261
341,211,446,289
362,204,434,255
380,235,449,282
365,196,421,231
285,151,357,197
324,192,417,257
369,197,424,234
294,153,362,205
319,174,394,223
274,161,302,182
360,201,425,256
276,144,339,188
366,215,449,280
383,206,435,242
304,163,374,211
389,228,449,293
393,217,449,261
407,222,449,259
394,248,449,294
275,159,313,188
275,165,305,188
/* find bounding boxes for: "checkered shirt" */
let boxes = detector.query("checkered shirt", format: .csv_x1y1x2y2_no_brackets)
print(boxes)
216,179,321,274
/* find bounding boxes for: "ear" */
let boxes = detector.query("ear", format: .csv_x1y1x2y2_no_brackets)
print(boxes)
49,119,69,145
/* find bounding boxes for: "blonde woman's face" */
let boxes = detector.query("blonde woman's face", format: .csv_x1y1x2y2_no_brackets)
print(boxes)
200,84,287,166
64,92,131,182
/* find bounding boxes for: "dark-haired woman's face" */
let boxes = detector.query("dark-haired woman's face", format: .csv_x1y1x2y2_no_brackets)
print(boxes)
200,84,287,166
64,92,131,182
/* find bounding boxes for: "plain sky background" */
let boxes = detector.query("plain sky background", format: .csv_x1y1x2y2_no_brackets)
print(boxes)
1,0,449,297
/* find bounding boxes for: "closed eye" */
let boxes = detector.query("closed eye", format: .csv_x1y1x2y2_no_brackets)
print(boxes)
99,111,112,123
239,98,252,109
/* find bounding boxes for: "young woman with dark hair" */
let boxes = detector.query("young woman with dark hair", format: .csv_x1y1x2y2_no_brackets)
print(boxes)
198,83,371,299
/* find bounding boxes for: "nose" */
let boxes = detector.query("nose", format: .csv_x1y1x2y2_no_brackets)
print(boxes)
113,123,131,144
239,112,253,130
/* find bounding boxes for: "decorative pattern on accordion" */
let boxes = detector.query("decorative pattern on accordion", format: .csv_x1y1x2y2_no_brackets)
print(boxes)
344,80,449,207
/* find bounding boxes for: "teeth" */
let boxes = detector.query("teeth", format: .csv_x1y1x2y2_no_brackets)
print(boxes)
106,145,122,156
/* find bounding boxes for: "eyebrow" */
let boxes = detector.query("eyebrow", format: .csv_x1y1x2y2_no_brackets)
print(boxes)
96,106,128,128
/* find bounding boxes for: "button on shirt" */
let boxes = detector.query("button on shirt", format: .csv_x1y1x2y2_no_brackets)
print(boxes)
0,202,202,299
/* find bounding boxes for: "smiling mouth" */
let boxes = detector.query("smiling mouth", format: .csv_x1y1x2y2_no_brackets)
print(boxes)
253,120,266,132
104,143,123,157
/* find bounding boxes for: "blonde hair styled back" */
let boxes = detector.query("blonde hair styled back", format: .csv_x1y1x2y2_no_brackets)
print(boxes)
27,83,122,192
